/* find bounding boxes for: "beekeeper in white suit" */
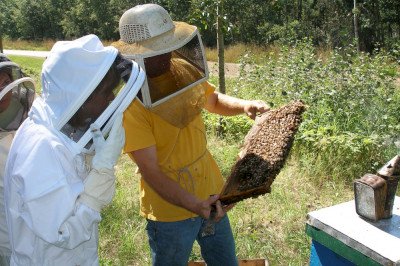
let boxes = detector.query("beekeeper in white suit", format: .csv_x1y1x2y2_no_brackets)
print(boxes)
3,34,145,266
0,54,35,266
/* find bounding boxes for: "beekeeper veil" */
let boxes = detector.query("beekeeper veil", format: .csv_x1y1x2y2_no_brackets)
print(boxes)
38,34,145,153
0,54,35,132
112,4,209,128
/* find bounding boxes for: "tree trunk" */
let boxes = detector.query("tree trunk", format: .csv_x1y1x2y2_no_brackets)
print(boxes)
375,1,383,46
353,0,360,52
0,35,3,54
297,0,302,21
217,0,226,137
285,1,289,24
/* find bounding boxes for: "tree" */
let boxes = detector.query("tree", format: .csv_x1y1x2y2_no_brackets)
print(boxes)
13,0,67,40
380,0,400,49
217,0,226,136
0,0,398,53
187,0,218,46
297,0,303,21
354,0,360,51
61,0,118,39
0,0,19,39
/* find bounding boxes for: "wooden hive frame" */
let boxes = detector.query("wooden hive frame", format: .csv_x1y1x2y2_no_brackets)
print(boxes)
219,100,306,205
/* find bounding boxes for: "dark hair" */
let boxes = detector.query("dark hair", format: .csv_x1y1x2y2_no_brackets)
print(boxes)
115,53,132,83
87,59,120,101
86,53,131,101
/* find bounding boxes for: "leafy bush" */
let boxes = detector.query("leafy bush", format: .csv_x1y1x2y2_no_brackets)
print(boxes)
386,39,400,64
208,40,400,181
258,20,308,45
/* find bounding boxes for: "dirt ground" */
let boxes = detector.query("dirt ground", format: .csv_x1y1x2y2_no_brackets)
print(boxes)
207,62,246,77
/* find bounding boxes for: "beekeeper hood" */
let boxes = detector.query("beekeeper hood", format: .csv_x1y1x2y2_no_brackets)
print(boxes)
31,34,145,153
0,54,35,132
112,4,209,128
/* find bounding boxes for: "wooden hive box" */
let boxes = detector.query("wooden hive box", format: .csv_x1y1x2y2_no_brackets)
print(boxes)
219,100,306,205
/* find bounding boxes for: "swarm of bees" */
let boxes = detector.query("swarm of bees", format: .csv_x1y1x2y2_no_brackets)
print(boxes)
220,100,306,205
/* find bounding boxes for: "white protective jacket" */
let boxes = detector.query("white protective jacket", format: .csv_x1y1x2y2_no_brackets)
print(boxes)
4,35,127,266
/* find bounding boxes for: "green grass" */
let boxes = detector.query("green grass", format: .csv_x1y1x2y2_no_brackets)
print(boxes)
6,55,45,92
99,155,150,265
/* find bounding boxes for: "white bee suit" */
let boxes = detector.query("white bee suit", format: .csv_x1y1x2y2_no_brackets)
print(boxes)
5,102,103,266
3,35,144,266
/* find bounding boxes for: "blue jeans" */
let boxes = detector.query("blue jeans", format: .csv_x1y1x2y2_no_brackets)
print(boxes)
146,215,238,266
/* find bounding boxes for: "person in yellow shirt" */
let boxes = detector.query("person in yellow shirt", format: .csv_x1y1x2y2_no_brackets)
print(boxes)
113,4,269,266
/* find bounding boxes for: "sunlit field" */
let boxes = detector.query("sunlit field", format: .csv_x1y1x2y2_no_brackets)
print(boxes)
8,42,400,264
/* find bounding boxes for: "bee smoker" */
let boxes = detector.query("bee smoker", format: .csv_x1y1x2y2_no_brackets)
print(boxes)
354,155,400,221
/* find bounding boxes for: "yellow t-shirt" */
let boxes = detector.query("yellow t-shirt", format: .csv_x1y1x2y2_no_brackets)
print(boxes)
123,81,224,222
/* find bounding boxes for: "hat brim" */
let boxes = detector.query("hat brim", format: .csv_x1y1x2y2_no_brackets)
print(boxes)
112,22,197,57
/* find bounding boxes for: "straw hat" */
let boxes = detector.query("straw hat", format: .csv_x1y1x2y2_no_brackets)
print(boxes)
112,4,197,57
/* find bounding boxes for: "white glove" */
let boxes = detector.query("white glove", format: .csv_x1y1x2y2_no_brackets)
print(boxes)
78,113,125,211
78,168,115,212
91,112,125,171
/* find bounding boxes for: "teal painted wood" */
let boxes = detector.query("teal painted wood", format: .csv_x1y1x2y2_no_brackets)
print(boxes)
310,240,355,266
306,224,382,266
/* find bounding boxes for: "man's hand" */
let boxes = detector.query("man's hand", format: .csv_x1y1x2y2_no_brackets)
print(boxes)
244,100,270,120
195,195,235,221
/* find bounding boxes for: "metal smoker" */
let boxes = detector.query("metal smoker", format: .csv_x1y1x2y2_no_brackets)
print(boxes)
354,155,400,221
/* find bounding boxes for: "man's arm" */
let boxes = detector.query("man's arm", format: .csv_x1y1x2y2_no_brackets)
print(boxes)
131,145,223,219
205,91,269,120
